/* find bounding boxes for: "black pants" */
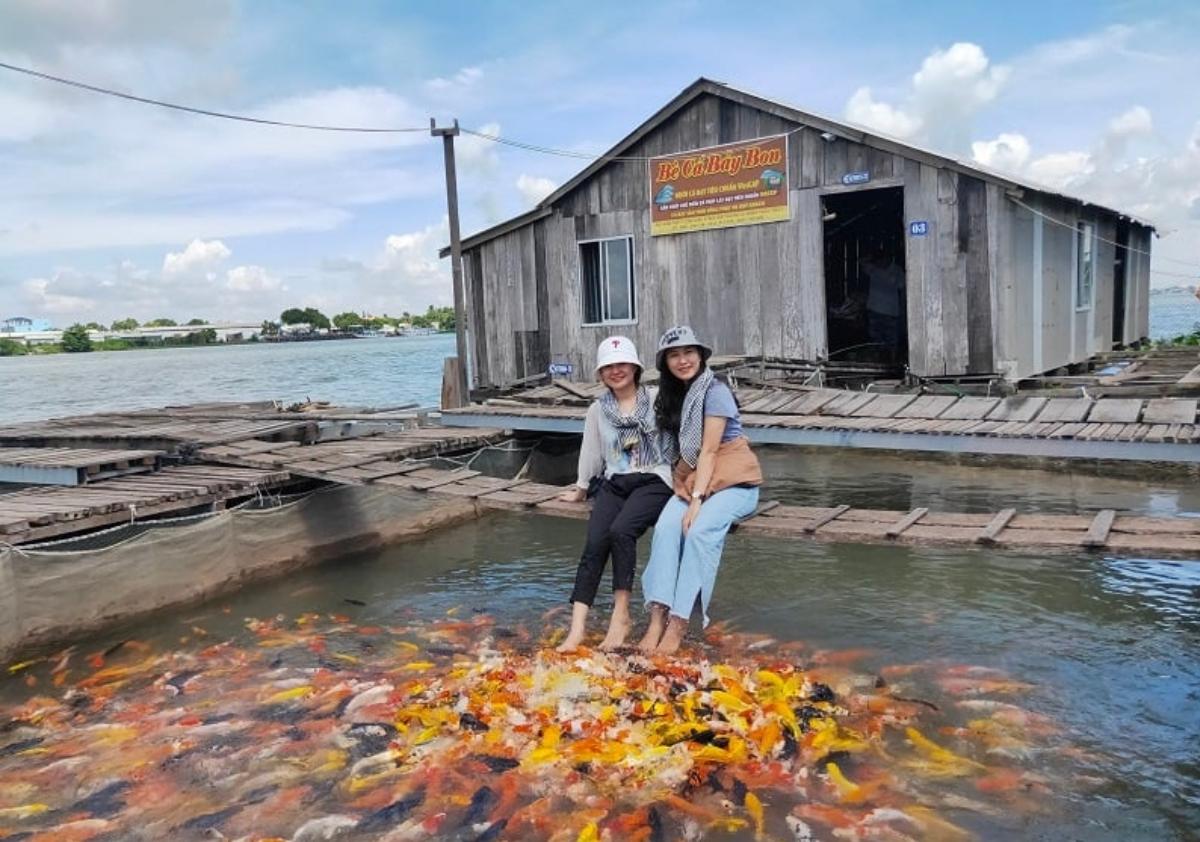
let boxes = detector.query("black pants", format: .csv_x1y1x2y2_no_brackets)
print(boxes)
569,473,673,606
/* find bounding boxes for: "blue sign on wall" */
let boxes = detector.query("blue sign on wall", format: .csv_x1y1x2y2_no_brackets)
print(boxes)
909,220,929,237
548,362,574,376
841,171,870,186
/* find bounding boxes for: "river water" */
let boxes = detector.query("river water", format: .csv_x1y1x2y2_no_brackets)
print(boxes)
2,449,1197,839
1,295,1197,424
0,334,456,423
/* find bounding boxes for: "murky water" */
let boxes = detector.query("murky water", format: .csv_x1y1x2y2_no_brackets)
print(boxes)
2,452,1198,839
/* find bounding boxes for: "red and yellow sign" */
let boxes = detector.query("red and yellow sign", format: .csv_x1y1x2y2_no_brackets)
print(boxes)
649,135,790,236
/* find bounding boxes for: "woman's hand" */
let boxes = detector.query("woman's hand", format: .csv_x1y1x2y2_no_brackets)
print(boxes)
682,497,702,533
558,486,587,503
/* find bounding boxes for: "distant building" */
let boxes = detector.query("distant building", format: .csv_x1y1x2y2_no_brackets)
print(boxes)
1,317,34,333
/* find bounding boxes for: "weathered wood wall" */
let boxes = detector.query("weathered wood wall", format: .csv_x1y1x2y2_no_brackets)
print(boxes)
462,92,1151,387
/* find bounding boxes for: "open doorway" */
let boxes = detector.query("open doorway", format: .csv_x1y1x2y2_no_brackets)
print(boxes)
1112,220,1129,345
822,186,907,366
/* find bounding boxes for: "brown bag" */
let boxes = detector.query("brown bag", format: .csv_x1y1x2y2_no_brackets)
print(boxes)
673,436,763,498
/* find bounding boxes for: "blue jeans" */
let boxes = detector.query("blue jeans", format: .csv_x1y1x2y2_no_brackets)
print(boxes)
641,485,759,627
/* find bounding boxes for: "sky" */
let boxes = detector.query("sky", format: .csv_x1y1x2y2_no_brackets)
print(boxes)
1,0,1199,328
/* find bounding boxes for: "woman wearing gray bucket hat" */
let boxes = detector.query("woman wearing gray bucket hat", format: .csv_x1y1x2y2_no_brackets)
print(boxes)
554,335,674,652
638,325,762,655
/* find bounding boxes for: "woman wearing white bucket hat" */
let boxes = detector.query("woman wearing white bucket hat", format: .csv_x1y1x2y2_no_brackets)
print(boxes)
555,335,673,652
638,325,762,654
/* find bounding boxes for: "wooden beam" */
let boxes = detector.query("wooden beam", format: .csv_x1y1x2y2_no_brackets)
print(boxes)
976,509,1016,545
803,504,849,534
886,507,929,538
1082,509,1117,548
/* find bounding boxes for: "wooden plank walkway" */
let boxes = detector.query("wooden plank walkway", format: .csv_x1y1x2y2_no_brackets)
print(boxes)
0,465,289,545
198,427,508,483
0,447,161,486
351,468,1200,560
444,389,1200,452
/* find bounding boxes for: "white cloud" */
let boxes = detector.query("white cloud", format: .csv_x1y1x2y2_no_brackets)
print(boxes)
163,239,231,279
426,66,484,91
1026,150,1094,189
516,174,557,206
0,0,233,54
1109,105,1153,137
845,88,921,139
225,265,283,292
971,132,1031,172
844,42,1009,153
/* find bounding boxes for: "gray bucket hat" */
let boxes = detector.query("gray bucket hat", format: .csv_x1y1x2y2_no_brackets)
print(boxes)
655,325,712,369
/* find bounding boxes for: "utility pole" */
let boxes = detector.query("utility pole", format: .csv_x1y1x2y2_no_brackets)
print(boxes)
431,117,470,406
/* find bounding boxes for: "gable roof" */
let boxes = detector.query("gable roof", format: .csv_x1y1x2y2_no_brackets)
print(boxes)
441,77,1153,257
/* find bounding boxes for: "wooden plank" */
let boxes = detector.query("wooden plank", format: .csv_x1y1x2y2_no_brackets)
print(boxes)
1035,399,1093,423
894,395,958,419
938,397,1000,420
886,507,928,538
409,469,482,491
803,504,850,534
976,508,1016,544
850,393,916,418
1086,399,1143,424
822,393,876,417
1142,398,1196,424
1081,510,1116,548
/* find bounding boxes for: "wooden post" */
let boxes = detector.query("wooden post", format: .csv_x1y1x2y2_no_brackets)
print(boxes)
441,357,465,410
431,118,471,402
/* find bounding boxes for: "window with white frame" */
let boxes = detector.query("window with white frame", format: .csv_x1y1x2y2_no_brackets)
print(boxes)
580,237,635,324
1076,221,1094,309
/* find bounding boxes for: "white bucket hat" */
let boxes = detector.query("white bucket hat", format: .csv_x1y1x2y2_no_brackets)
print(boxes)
655,325,712,369
594,335,643,374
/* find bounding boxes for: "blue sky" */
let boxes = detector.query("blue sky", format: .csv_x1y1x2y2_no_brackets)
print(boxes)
1,0,1198,326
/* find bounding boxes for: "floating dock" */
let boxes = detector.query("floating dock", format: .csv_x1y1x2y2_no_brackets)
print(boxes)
0,403,505,546
443,382,1200,463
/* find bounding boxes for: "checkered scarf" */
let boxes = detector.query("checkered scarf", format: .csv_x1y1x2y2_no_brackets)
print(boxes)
600,385,665,468
663,367,715,469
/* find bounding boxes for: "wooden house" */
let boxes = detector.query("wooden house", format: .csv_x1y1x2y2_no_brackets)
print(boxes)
443,78,1153,388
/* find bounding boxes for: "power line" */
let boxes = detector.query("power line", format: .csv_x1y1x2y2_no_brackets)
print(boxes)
1009,196,1200,272
0,60,428,133
461,124,809,164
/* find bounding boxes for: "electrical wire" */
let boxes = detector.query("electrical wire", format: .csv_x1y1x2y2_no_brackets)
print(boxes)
1009,196,1200,272
0,60,428,133
461,124,808,164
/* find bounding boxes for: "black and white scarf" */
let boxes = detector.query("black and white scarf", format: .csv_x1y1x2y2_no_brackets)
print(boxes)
664,367,716,468
600,385,664,468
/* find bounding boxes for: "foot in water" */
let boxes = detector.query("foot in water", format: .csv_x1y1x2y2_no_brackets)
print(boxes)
638,603,667,653
597,610,632,651
653,616,688,655
555,629,587,653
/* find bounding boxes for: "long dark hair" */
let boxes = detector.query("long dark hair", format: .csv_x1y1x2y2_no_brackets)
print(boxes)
654,354,707,435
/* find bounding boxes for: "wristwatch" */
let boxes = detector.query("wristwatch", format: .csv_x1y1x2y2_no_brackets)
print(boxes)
690,490,705,502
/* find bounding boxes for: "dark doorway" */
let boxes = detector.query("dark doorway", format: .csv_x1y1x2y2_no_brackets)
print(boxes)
822,186,907,366
1113,220,1130,345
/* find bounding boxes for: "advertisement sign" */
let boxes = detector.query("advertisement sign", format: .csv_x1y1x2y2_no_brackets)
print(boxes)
649,135,790,236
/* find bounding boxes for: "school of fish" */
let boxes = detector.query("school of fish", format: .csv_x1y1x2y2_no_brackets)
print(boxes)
0,610,1081,841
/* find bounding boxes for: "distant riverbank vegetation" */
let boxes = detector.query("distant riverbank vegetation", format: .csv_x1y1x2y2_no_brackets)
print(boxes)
0,305,456,357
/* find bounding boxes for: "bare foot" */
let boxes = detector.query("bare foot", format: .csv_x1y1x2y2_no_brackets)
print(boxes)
638,603,667,653
652,617,688,655
598,611,631,651
555,629,586,653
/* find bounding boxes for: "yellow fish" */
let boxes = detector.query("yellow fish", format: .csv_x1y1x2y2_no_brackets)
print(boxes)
745,791,765,837
905,727,987,774
266,685,313,703
825,761,865,803
0,803,50,820
710,689,753,714
403,661,435,672
577,822,600,842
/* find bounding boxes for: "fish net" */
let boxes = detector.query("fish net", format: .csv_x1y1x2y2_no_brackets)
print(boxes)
0,485,476,660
